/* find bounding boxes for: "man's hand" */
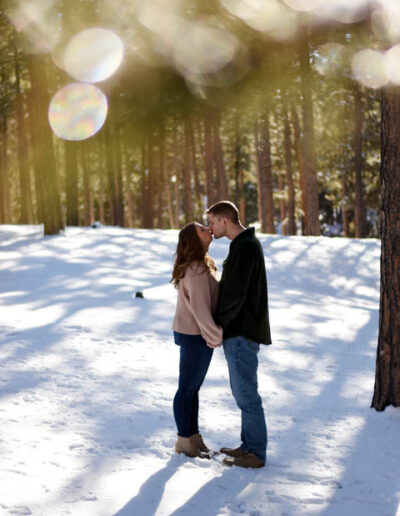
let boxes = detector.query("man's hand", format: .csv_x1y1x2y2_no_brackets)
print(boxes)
207,341,222,348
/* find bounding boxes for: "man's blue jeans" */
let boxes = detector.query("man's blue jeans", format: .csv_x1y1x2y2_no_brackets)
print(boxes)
223,336,267,462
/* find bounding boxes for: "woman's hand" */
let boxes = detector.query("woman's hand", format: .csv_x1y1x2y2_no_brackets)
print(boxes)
207,341,222,348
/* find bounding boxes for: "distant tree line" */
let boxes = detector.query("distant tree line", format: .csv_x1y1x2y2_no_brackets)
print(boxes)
0,4,380,237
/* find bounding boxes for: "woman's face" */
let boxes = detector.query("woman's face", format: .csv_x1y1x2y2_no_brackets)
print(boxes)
195,223,212,250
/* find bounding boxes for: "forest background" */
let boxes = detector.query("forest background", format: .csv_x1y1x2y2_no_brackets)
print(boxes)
0,0,386,238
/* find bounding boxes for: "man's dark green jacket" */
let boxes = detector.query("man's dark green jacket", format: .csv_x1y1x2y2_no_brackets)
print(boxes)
214,227,272,345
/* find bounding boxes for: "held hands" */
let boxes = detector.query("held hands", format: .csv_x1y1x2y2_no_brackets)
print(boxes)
207,341,222,348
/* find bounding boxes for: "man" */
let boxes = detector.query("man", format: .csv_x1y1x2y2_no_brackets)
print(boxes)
206,200,271,469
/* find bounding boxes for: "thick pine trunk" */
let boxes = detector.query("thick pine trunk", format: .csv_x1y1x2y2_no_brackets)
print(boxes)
291,104,307,234
213,110,229,200
0,115,11,223
14,37,33,224
160,120,175,228
203,112,216,205
372,88,400,411
255,114,275,234
183,118,194,223
341,169,351,237
81,143,93,226
354,83,366,238
187,115,202,215
233,114,246,224
299,37,320,236
278,174,287,235
283,102,296,235
65,141,79,226
27,55,63,235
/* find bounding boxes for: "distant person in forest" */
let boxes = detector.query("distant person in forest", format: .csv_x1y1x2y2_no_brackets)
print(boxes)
171,222,223,458
206,200,271,469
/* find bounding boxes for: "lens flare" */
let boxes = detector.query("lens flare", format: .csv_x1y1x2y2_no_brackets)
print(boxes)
315,43,347,76
63,28,124,83
372,2,400,44
282,0,324,12
351,49,388,89
315,0,368,24
6,0,61,53
48,83,108,141
384,44,400,84
222,0,283,32
173,22,239,75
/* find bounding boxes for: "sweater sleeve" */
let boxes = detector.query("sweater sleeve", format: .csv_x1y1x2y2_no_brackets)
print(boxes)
186,266,223,346
214,244,255,329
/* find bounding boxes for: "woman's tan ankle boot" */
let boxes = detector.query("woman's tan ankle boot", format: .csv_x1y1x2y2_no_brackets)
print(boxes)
175,436,210,459
190,433,210,453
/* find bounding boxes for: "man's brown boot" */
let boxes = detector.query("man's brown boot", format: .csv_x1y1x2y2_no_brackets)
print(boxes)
175,436,210,459
190,433,210,453
223,452,265,469
220,446,245,458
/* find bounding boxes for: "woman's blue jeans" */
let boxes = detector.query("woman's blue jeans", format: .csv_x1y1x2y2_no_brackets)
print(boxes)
173,332,213,438
223,336,267,462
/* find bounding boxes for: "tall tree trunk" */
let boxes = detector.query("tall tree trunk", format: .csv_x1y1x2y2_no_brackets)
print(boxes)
255,114,275,234
0,115,11,223
187,114,202,214
341,169,351,237
299,36,320,236
371,88,400,411
183,117,194,223
283,102,296,235
213,109,229,200
172,122,180,226
160,119,175,228
203,111,216,205
291,104,307,234
27,55,63,235
233,113,245,223
98,138,106,224
354,83,366,238
65,141,79,225
13,34,33,224
146,133,155,229
255,119,267,232
278,174,287,235
81,143,93,226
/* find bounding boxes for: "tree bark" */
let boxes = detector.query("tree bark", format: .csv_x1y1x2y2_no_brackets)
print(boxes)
213,109,229,200
278,174,287,235
299,36,320,236
233,113,246,224
255,114,275,234
13,34,33,224
81,143,93,226
27,55,63,235
187,114,202,215
65,141,79,226
0,114,11,224
183,117,194,223
283,102,296,235
354,83,366,238
203,111,216,205
291,104,307,235
160,119,175,228
371,88,400,411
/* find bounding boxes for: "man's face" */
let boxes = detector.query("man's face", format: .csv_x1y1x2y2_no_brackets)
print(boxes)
207,213,227,239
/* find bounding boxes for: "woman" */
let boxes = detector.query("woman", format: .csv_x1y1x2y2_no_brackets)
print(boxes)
171,222,223,458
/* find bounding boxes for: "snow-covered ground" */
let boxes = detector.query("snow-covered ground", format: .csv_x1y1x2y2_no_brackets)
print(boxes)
0,225,399,516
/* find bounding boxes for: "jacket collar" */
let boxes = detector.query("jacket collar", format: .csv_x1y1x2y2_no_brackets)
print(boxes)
230,227,255,248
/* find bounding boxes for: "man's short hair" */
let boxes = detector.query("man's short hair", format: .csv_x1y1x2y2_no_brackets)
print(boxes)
206,201,240,224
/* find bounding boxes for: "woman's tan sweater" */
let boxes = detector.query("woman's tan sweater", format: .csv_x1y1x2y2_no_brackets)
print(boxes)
172,262,223,346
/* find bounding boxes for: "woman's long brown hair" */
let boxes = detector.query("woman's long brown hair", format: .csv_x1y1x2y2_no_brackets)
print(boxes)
171,222,216,288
